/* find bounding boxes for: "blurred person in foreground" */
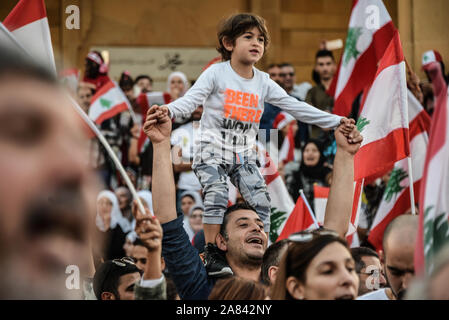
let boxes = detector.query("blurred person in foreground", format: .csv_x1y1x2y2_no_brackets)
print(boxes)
0,45,99,299
406,245,449,300
139,101,362,299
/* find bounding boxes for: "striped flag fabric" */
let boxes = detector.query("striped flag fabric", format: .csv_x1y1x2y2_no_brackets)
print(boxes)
368,90,431,251
328,0,396,116
273,112,296,165
3,0,56,73
314,185,330,225
88,80,132,125
347,179,364,246
136,91,172,153
353,31,409,181
277,194,317,241
415,61,449,275
256,143,295,243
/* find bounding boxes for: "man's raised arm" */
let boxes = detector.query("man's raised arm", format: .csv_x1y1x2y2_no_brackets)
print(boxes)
324,126,362,238
143,105,177,224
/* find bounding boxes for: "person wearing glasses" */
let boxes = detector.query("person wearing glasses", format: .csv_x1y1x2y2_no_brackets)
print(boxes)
140,102,362,299
270,229,359,300
93,208,167,300
351,247,387,297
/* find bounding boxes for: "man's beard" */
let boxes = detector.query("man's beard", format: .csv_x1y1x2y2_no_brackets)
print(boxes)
0,182,89,299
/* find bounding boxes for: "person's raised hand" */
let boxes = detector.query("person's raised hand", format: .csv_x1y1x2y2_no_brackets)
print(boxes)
143,104,172,144
133,201,162,252
335,125,363,156
338,117,355,137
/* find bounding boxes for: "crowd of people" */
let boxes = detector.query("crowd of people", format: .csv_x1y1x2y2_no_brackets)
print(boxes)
1,12,448,301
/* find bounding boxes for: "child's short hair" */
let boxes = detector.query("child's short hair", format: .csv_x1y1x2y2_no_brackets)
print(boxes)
217,13,269,61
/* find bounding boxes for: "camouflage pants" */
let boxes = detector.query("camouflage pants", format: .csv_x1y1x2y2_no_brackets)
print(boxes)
194,161,271,232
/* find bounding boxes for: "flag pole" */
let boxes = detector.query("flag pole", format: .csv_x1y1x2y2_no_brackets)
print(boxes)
299,189,320,229
68,96,149,216
407,157,416,215
1,23,148,216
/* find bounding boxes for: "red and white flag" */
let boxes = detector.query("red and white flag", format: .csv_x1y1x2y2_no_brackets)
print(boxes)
368,90,431,251
256,143,295,243
354,31,409,181
415,61,449,275
273,112,296,165
88,80,132,125
347,180,364,247
277,194,318,241
314,185,330,225
136,91,172,153
3,0,56,73
328,0,396,116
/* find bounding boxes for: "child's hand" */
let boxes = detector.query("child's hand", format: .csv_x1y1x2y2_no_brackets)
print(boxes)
338,117,355,137
159,105,170,117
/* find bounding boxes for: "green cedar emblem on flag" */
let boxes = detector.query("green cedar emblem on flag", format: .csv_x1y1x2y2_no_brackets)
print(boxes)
269,208,287,243
100,98,112,109
343,27,363,66
424,205,449,273
356,117,370,132
384,168,408,202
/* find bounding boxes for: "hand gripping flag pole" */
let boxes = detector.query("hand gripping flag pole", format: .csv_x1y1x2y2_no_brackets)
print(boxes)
0,23,148,217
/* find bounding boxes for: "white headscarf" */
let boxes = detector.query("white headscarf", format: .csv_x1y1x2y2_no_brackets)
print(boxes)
125,190,154,242
137,190,154,214
167,71,190,96
180,190,203,241
96,190,122,232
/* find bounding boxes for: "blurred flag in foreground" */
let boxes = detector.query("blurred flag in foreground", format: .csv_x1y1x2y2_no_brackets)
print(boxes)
3,0,56,73
415,61,449,275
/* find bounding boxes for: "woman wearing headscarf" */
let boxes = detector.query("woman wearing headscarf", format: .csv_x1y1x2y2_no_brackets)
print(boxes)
179,190,203,241
167,71,190,101
287,140,332,208
95,190,128,261
167,71,191,127
125,190,154,244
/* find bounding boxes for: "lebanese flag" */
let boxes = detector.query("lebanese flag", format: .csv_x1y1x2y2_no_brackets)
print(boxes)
368,91,430,251
328,0,396,116
354,31,410,181
136,91,172,153
278,125,295,165
256,143,295,244
277,194,317,241
3,0,56,73
88,81,131,125
314,185,330,225
347,179,364,247
415,61,449,276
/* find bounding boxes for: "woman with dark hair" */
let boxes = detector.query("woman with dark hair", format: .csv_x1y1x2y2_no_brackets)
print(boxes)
209,276,269,300
271,229,359,300
287,140,332,205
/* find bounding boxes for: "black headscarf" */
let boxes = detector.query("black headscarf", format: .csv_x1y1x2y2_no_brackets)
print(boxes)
299,139,330,181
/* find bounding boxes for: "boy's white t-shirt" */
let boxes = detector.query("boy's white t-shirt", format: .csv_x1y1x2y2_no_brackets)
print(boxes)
167,61,342,165
170,121,202,191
